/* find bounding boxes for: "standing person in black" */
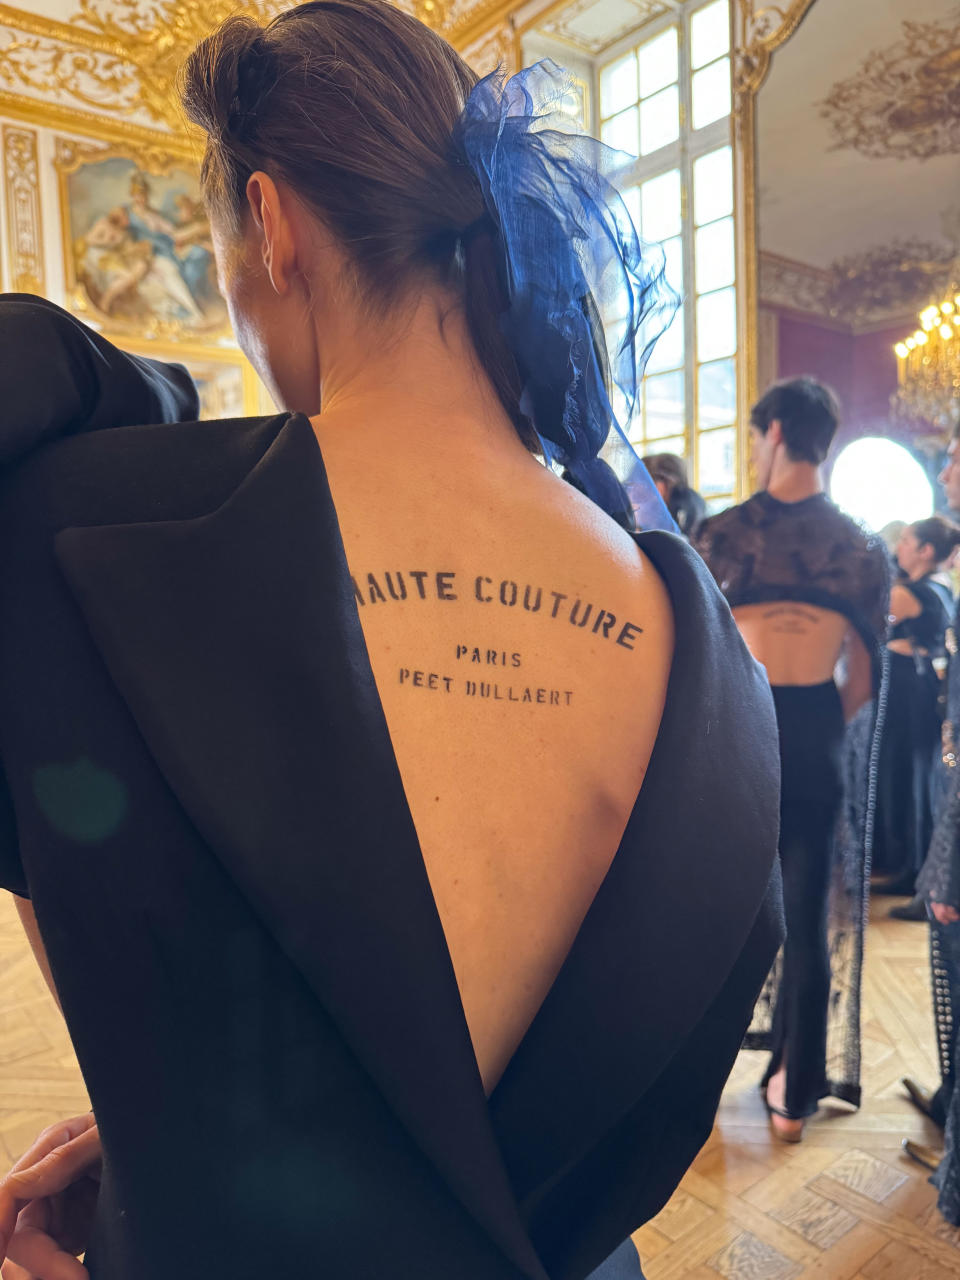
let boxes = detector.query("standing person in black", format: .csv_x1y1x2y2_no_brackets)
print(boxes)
900,432,960,1225
0,4,785,1278
874,518,957,911
697,378,890,1142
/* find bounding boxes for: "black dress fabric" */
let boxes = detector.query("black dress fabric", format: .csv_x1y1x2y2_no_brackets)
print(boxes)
697,492,891,1111
0,297,784,1279
874,576,951,880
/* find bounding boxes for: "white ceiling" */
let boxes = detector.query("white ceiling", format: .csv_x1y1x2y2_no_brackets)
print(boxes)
532,0,673,56
757,0,960,269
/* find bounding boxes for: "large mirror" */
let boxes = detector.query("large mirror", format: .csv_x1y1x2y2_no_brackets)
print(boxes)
756,0,960,528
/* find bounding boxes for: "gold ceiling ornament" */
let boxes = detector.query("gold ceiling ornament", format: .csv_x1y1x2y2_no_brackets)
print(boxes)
732,0,819,96
462,19,516,77
72,0,285,130
821,10,960,162
893,275,960,433
406,0,454,31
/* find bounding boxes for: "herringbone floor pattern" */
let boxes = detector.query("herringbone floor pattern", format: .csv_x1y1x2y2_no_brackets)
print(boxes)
1,893,958,1273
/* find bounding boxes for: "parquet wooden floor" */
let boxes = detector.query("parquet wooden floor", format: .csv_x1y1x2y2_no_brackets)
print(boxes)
633,897,960,1276
1,892,958,1273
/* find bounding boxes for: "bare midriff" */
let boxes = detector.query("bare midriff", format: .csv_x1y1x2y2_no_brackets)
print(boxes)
733,602,850,687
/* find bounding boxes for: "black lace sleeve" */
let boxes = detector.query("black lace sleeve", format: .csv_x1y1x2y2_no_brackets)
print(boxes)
695,495,891,664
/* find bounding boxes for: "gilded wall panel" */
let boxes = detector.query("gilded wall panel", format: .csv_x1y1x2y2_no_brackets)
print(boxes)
2,122,44,293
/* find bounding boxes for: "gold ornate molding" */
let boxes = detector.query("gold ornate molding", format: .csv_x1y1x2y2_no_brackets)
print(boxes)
733,0,819,95
2,122,44,293
0,0,521,154
462,19,517,76
731,0,819,494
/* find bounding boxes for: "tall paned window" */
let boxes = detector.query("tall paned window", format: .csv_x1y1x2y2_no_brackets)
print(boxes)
598,0,737,511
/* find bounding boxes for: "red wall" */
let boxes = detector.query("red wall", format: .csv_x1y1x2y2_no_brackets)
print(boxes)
775,313,903,455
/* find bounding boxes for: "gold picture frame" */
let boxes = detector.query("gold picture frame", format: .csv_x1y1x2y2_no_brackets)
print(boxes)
55,135,230,343
112,335,263,420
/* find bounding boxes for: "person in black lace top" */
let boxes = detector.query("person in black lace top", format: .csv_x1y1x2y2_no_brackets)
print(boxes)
874,519,958,903
697,378,890,1141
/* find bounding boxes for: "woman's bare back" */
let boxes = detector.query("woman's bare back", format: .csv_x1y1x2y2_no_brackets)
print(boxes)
313,416,674,1094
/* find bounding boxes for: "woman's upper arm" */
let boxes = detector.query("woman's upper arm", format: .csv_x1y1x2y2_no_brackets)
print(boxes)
889,582,921,624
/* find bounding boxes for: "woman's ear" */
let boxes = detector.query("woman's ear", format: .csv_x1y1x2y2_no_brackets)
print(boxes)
245,171,295,296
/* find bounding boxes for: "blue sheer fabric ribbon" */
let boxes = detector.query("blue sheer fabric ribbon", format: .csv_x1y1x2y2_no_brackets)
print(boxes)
453,60,680,533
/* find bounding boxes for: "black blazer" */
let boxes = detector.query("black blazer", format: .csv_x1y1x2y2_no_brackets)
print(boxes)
0,298,783,1280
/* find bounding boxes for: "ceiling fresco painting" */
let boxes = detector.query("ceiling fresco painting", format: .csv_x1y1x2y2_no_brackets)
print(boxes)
821,7,960,162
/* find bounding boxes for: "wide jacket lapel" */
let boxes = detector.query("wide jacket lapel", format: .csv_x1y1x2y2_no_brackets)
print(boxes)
52,412,547,1280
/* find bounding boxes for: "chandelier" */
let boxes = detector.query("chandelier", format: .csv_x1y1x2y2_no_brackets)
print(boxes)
892,280,960,432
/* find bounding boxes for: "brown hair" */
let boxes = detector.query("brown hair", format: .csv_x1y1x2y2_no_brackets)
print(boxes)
178,0,536,446
642,452,688,495
910,515,960,564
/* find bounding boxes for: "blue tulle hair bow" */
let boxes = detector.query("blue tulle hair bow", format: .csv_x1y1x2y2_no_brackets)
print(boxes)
453,59,681,533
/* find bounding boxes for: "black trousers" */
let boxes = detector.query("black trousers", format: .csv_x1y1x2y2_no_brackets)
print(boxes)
874,651,941,881
763,681,846,1119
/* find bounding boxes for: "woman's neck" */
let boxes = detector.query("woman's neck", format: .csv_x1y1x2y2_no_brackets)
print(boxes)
310,290,531,469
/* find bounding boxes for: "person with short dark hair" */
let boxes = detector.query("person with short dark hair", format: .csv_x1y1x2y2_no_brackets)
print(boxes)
874,518,958,909
749,376,840,467
697,376,890,1141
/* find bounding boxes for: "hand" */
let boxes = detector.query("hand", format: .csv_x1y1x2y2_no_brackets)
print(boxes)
931,901,960,926
0,1114,101,1280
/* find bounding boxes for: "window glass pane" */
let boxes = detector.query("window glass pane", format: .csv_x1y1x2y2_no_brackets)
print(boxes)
698,426,736,495
621,185,642,237
645,304,684,373
705,494,734,516
691,0,730,70
698,357,736,428
692,57,731,130
697,287,737,361
601,106,640,159
600,52,638,118
641,168,682,242
558,79,589,129
663,235,683,294
638,27,678,97
693,146,733,225
695,216,735,293
640,85,680,156
644,370,685,438
645,434,686,458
